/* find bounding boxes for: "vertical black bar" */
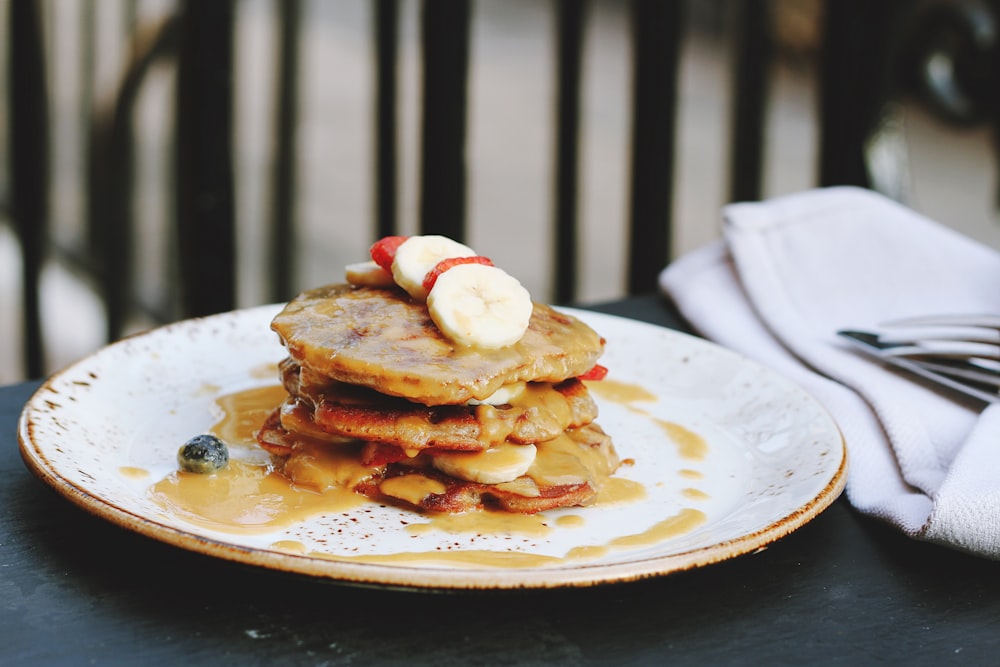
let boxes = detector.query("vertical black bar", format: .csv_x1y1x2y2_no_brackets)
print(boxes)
818,0,899,187
989,0,1000,210
627,0,681,295
418,0,472,240
553,0,585,304
101,3,139,341
729,0,769,203
818,0,867,186
175,0,236,316
374,0,400,239
117,0,139,334
106,1,136,340
269,0,302,303
9,0,49,377
101,117,134,340
83,0,96,254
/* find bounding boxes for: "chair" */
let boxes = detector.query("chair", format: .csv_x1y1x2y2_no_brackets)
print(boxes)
3,0,997,380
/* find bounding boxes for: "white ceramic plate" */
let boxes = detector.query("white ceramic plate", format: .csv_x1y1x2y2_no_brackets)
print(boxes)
19,306,846,590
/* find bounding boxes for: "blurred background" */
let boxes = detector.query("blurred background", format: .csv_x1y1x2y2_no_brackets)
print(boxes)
2,0,999,383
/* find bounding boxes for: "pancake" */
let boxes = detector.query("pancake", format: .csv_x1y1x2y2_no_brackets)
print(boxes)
257,414,619,514
279,358,598,451
256,278,620,514
271,284,605,406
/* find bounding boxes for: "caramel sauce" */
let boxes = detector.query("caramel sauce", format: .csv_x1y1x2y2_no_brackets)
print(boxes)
604,508,707,549
407,510,552,537
563,545,610,561
494,476,541,498
594,476,647,505
149,460,365,535
196,383,222,397
682,487,711,501
280,399,353,443
399,475,645,537
119,466,149,479
506,382,573,432
555,514,585,528
152,382,710,567
527,432,603,487
272,539,307,553
472,404,513,445
563,509,708,563
586,378,709,463
211,384,287,447
586,378,657,404
281,440,376,492
654,419,708,461
379,474,448,506
278,510,704,570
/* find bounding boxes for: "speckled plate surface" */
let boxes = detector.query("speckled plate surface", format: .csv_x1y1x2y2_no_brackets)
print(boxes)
18,306,846,590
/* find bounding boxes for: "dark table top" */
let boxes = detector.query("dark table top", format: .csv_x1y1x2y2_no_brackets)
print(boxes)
4,294,999,665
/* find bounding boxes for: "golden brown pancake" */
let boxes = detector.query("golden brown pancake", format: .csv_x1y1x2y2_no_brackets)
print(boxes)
278,358,598,451
271,284,605,406
257,413,619,513
257,282,620,514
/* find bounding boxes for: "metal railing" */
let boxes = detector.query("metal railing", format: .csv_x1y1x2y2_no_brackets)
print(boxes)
4,0,998,380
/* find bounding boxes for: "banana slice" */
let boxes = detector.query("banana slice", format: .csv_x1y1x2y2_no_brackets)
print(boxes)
426,263,532,348
391,235,477,300
432,443,537,485
345,260,395,287
466,382,526,406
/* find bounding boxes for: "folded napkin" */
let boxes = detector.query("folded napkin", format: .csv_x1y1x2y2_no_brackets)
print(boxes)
659,186,1000,558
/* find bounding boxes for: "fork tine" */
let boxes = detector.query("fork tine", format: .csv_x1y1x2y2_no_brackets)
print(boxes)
881,340,1000,361
837,330,1000,404
877,313,1000,350
876,331,1000,346
881,314,1000,330
915,360,1000,388
877,341,1000,359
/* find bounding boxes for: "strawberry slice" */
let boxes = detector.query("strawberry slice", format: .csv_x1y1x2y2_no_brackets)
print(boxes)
369,235,409,273
578,364,608,381
422,255,494,294
360,441,410,467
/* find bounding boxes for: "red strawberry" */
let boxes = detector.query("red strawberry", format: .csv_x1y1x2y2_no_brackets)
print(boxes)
422,255,494,294
369,235,409,273
578,364,608,381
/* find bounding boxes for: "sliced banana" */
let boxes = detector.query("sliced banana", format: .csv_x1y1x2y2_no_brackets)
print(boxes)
345,260,395,287
432,443,537,485
391,235,476,300
426,263,532,348
379,474,448,506
466,382,526,406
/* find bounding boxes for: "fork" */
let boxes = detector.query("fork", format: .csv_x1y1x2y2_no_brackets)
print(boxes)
837,314,1000,404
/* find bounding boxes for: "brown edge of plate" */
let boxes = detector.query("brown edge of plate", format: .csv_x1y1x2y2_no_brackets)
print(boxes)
15,305,849,592
18,380,848,592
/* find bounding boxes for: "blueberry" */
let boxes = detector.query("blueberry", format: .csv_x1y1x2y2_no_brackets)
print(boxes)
177,434,229,474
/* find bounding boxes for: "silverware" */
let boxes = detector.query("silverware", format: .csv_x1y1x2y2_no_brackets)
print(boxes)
881,314,1000,329
837,326,1000,404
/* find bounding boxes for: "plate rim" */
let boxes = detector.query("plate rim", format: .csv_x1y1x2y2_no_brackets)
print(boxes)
17,305,847,591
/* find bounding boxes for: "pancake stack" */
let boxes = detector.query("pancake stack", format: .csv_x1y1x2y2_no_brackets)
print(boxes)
256,281,620,514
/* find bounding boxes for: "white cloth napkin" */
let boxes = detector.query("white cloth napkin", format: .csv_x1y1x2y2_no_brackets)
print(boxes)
659,186,1000,558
